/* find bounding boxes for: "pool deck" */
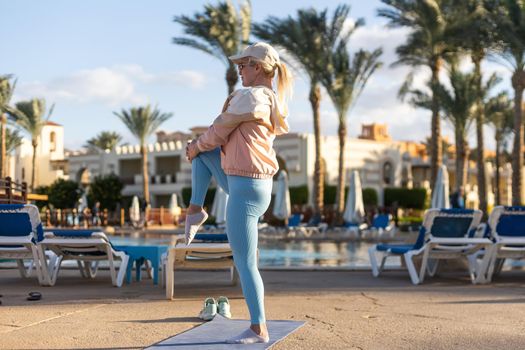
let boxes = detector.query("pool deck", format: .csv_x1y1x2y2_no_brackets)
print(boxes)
1,267,525,349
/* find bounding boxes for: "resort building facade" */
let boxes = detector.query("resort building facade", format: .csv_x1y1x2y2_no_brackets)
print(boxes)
65,124,430,207
9,121,513,208
10,122,67,188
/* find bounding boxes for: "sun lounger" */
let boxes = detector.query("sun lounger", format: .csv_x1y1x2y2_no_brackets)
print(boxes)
163,233,238,299
41,229,129,287
0,204,50,285
478,206,525,283
362,213,396,239
369,208,488,284
287,214,328,238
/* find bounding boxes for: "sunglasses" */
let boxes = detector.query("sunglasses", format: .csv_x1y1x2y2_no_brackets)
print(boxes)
238,62,256,70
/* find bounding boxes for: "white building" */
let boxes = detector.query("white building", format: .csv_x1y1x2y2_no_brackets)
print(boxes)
12,121,67,188
11,120,515,207
67,124,411,207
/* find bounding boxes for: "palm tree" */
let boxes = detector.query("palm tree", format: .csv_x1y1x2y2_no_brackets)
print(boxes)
114,105,173,205
494,1,525,205
11,99,53,191
0,127,23,177
173,0,251,95
84,131,122,153
0,75,18,178
486,92,514,205
320,42,383,221
447,0,500,215
379,0,454,191
253,5,353,221
435,62,478,192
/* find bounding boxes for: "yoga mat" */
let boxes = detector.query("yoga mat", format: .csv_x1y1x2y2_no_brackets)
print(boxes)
145,315,305,349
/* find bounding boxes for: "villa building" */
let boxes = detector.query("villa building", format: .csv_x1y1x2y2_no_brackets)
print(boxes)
66,123,431,207
9,121,513,207
9,121,67,188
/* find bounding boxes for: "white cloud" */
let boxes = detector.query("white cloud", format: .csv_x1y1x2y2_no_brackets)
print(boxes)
115,64,207,88
13,65,207,107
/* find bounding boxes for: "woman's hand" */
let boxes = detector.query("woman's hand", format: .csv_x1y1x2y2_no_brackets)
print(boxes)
186,139,200,162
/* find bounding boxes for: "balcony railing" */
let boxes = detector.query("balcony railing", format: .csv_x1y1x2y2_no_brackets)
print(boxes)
121,174,178,186
0,177,27,204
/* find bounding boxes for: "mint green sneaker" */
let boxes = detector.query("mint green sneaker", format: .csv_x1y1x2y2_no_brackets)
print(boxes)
217,296,232,319
198,297,217,321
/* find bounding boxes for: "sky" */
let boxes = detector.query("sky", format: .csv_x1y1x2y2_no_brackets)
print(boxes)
1,0,512,151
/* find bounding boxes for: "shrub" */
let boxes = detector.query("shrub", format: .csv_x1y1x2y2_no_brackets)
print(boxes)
88,174,124,210
384,187,427,209
48,179,80,209
33,185,50,209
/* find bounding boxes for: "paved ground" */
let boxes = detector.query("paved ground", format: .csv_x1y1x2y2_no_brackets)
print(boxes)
1,267,525,349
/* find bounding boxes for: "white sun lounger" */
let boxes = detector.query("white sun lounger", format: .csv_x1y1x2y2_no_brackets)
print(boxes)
0,204,51,285
477,206,525,283
369,208,489,284
41,229,129,287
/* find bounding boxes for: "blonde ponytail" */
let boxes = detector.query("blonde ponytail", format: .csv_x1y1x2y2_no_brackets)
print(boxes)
275,62,293,114
253,57,294,115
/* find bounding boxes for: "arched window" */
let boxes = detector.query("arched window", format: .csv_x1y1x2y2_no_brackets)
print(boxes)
383,161,393,185
49,131,56,152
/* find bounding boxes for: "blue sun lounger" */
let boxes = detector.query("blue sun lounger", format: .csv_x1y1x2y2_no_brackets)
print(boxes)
478,206,525,283
362,213,396,239
0,204,50,285
369,208,487,284
41,229,129,287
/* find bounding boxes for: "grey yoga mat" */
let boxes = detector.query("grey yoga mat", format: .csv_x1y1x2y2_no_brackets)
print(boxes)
145,315,305,349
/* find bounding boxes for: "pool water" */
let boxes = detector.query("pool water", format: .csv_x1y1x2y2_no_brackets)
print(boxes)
108,235,399,268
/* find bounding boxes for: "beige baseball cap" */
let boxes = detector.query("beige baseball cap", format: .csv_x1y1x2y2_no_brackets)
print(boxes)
229,42,280,67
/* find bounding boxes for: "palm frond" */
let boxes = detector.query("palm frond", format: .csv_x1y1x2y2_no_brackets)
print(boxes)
12,98,50,140
0,127,23,154
114,105,173,146
84,131,123,152
321,43,383,119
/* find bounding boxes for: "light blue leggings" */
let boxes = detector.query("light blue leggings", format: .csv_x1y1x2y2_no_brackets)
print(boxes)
190,148,272,324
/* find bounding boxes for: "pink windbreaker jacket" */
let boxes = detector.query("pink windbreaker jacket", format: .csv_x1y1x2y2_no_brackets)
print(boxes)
196,86,289,179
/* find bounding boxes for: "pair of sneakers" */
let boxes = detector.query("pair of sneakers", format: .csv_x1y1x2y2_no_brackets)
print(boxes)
198,296,231,321
185,209,208,245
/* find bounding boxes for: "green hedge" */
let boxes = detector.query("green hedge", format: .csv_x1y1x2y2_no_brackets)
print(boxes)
323,184,337,205
182,187,216,208
289,185,308,205
363,187,378,206
323,185,378,206
384,187,427,209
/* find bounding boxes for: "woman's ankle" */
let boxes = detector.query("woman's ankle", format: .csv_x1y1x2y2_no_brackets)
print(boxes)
250,323,268,336
187,204,203,215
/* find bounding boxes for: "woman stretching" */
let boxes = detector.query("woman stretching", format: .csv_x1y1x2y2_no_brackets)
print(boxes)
185,42,293,344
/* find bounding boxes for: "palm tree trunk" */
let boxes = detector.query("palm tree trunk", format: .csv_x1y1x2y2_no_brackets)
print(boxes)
495,131,502,205
511,70,525,205
473,56,487,216
430,61,442,191
226,64,239,95
463,145,470,191
335,119,347,223
0,113,6,178
31,141,38,191
455,131,465,191
309,83,324,221
141,144,150,206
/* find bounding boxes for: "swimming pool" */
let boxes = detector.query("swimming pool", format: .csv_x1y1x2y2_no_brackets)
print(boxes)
108,235,400,268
